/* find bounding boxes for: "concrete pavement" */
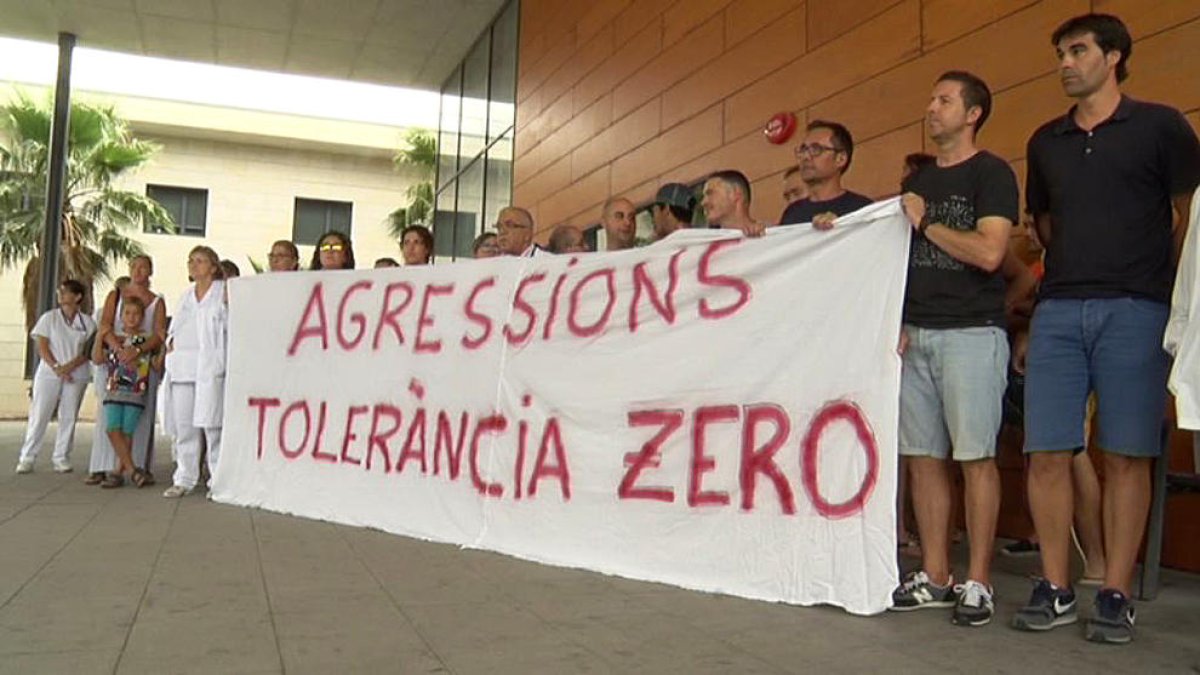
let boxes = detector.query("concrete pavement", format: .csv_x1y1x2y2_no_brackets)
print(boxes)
2,421,1199,674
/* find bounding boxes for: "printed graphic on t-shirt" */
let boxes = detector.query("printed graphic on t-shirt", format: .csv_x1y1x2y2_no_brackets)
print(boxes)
911,195,973,272
107,336,151,397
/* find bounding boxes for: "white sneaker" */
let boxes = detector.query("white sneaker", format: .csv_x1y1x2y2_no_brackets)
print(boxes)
162,485,193,498
15,459,33,474
52,460,73,473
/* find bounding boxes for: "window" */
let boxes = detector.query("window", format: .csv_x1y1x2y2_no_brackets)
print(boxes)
434,0,517,262
293,198,352,245
146,185,207,236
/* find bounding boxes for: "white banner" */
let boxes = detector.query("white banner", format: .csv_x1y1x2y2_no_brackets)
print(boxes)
212,198,910,615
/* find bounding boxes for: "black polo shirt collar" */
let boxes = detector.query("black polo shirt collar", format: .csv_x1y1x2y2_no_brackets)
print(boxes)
1052,95,1135,135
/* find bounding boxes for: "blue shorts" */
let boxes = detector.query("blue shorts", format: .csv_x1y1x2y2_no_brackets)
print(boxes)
899,325,1009,461
1024,298,1170,458
105,402,143,436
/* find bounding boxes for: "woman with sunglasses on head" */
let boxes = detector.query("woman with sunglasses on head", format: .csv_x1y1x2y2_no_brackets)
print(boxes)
309,231,355,271
162,246,229,498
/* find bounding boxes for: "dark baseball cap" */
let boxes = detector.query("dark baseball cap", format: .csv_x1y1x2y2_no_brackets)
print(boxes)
654,183,695,210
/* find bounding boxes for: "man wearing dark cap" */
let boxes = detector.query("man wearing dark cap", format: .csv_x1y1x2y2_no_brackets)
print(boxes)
651,183,695,241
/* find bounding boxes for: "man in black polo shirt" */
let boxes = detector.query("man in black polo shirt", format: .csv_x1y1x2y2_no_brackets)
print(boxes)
1012,13,1200,644
888,71,1017,628
779,120,872,228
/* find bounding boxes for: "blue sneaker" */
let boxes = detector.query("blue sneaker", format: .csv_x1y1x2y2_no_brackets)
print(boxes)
1085,588,1135,644
1011,578,1078,631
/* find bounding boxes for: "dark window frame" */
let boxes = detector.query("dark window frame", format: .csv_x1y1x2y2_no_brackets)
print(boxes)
145,184,208,236
292,197,353,246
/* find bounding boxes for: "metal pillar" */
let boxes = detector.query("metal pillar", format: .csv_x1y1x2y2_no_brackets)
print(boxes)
35,32,76,319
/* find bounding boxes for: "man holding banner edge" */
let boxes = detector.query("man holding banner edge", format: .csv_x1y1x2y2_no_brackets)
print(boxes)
889,71,1018,627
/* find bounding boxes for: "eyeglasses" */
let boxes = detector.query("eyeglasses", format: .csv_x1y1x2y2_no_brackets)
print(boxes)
495,220,530,232
319,243,346,252
794,143,841,158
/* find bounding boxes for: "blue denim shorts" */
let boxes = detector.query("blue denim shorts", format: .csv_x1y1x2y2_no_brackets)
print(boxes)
1024,298,1170,458
899,325,1009,461
105,402,143,436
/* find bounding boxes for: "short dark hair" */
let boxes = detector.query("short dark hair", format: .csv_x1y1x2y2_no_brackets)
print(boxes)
220,259,240,278
708,170,752,204
547,225,583,254
937,70,992,136
807,120,855,173
903,152,936,180
472,231,497,255
1052,13,1132,83
60,279,86,298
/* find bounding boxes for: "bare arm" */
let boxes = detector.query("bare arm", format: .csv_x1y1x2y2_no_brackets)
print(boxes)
923,216,1011,272
99,290,122,351
36,336,56,368
1002,248,1038,324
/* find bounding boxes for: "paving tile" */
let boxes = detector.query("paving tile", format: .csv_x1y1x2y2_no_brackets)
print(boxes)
0,648,120,675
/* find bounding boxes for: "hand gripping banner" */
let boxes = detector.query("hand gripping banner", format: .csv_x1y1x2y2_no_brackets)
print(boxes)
213,198,910,615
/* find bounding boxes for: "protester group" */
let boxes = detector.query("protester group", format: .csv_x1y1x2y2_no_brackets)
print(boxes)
12,13,1200,646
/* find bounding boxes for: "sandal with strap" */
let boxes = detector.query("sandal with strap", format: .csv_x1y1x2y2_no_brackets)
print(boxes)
132,469,149,488
100,473,125,489
84,472,105,486
140,470,156,487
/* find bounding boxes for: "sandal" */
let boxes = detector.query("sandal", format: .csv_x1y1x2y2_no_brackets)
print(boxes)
100,473,125,489
84,472,105,486
140,470,157,487
132,469,149,488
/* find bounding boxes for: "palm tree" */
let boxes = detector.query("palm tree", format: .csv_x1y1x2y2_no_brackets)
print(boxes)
387,128,436,238
0,93,171,333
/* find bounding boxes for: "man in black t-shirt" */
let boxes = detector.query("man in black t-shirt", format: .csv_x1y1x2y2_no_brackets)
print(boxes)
888,71,1017,629
1012,13,1200,644
778,120,872,229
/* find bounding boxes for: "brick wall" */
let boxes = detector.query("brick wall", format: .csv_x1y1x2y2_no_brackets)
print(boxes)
513,0,1199,233
513,0,1200,572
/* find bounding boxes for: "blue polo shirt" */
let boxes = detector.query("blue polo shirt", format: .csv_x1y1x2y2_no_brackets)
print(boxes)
1026,96,1200,303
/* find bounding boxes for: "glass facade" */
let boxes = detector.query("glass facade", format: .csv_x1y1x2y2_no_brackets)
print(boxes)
434,0,517,260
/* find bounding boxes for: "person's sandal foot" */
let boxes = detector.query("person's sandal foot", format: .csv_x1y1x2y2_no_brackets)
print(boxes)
84,472,105,486
100,473,125,489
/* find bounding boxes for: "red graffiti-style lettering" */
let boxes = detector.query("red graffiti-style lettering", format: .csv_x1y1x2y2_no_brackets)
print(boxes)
279,400,311,460
620,409,684,502
340,405,369,465
398,408,428,473
287,283,329,355
414,284,454,354
504,273,547,345
740,404,795,514
311,401,335,463
689,405,738,507
697,240,751,319
366,404,403,473
528,418,570,499
249,397,281,459
461,277,496,350
800,401,879,519
372,282,414,350
470,415,507,497
336,281,374,350
629,249,683,331
434,411,469,479
567,268,617,338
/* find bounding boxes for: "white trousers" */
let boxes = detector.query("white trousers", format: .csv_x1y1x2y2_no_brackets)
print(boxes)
88,366,160,474
170,382,221,490
19,372,88,463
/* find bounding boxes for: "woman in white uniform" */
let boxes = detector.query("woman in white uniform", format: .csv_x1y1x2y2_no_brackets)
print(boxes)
163,246,228,498
15,280,96,473
86,256,167,486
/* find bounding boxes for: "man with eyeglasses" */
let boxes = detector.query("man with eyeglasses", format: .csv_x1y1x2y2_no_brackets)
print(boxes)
495,206,539,257
780,120,872,230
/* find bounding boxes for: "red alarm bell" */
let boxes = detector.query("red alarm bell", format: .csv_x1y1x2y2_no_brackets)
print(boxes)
763,112,797,145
